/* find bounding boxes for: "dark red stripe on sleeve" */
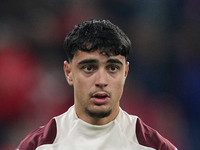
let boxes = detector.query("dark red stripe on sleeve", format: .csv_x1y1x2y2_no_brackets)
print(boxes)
136,118,176,150
16,118,57,150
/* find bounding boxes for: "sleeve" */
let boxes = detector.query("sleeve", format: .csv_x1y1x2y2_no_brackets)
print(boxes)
15,118,57,150
136,118,177,150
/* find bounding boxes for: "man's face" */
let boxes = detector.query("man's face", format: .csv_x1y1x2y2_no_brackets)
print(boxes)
64,50,129,125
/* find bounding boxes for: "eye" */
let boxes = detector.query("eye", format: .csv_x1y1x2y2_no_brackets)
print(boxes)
83,65,96,73
107,65,119,73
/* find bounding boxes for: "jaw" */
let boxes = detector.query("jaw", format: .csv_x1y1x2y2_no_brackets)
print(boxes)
75,100,120,125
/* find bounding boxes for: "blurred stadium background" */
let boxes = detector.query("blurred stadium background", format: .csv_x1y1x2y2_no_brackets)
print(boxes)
0,0,200,149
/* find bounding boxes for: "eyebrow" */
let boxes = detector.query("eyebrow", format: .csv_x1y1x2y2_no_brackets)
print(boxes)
78,58,123,66
78,59,98,65
106,59,123,66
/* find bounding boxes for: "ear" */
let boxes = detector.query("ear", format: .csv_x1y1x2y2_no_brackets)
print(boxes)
124,61,129,82
63,61,73,86
125,61,129,78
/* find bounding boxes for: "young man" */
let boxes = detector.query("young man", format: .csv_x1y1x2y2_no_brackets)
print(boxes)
16,19,177,150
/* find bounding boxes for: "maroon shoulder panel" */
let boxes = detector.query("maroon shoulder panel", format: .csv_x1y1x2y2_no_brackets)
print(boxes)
136,118,176,150
16,118,57,150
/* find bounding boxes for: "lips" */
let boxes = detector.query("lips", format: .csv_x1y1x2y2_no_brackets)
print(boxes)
91,92,110,104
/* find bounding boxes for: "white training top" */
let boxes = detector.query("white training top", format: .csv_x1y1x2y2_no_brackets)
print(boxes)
16,105,177,150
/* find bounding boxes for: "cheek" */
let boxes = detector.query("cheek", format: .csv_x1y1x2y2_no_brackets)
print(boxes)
73,78,84,92
73,80,86,104
73,75,90,97
111,78,125,96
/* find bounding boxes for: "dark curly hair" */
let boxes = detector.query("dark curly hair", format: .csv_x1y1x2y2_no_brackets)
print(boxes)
63,19,131,62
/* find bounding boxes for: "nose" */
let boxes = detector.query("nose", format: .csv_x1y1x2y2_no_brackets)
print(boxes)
95,69,108,88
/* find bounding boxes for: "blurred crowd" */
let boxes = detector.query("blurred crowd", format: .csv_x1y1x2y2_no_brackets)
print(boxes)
0,0,200,149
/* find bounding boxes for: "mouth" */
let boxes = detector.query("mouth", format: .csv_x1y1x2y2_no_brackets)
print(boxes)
91,92,110,104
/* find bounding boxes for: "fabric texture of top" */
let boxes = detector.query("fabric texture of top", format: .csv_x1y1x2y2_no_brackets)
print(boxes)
16,105,177,150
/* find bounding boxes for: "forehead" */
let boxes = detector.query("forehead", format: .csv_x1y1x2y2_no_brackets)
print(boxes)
72,50,126,64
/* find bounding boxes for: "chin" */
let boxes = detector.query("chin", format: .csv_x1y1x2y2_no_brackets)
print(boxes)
85,107,112,118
